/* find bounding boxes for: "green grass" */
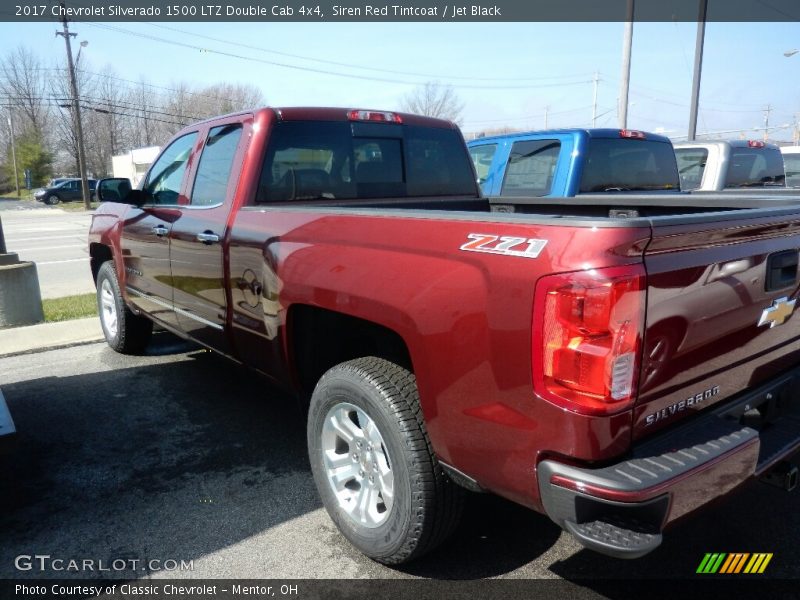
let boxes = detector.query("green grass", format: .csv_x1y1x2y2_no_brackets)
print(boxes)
42,293,98,322
0,191,33,200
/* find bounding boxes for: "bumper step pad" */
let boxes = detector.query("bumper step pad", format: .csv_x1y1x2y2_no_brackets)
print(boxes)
565,517,662,558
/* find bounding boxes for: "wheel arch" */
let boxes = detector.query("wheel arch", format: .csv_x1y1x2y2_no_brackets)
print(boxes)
287,304,413,399
89,243,113,284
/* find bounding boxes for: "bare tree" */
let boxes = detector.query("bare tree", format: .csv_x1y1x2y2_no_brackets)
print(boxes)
400,81,465,126
50,58,97,176
90,65,126,175
190,82,265,118
0,45,51,135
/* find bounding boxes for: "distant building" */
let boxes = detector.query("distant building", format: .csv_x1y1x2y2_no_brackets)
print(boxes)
111,146,161,187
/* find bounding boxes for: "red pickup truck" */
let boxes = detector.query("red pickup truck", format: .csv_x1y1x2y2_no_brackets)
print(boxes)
89,107,800,564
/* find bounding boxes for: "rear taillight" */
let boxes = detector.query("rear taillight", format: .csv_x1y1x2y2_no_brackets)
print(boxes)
620,129,646,140
533,265,645,415
748,140,766,148
347,110,403,123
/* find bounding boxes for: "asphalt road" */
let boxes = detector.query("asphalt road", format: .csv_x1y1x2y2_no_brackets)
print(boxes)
0,201,95,298
1,337,799,592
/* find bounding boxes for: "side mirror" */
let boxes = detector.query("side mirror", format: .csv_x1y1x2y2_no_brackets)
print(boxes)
96,178,146,206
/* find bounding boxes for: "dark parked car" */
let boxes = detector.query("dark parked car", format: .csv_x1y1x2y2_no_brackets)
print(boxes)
34,178,97,205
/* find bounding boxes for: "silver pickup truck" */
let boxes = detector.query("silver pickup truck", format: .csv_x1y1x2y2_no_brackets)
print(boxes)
674,140,787,191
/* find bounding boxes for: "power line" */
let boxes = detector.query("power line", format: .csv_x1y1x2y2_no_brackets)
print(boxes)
77,21,593,91
0,94,205,122
142,21,595,84
0,100,189,127
32,67,242,103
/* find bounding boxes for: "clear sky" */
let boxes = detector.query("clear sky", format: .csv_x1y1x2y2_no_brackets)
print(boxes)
0,19,798,141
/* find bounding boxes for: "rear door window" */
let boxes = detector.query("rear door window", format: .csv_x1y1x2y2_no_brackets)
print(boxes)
191,124,243,207
501,140,560,196
579,138,680,193
675,148,708,190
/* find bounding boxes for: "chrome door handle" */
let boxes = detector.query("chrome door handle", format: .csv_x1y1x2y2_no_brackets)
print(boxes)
152,225,168,237
196,231,220,244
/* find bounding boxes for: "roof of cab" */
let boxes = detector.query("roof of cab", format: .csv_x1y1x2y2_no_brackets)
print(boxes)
674,140,781,150
184,106,460,130
467,128,673,145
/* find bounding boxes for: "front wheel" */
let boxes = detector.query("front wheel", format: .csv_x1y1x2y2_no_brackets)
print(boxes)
307,357,463,564
45,194,60,205
96,261,153,354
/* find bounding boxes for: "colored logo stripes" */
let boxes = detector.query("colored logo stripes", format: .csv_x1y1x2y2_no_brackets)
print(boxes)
697,553,773,574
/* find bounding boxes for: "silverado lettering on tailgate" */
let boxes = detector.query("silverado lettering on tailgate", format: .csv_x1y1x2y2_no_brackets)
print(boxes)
460,233,548,259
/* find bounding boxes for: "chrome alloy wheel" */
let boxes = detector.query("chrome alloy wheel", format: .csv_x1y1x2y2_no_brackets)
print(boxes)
321,402,394,528
100,278,118,338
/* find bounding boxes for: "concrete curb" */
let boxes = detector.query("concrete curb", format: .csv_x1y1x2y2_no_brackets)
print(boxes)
0,316,104,358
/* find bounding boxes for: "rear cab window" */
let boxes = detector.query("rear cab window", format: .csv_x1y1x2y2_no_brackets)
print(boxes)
256,121,477,203
579,138,680,193
725,147,785,188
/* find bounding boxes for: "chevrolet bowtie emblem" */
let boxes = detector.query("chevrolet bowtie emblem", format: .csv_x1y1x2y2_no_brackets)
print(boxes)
758,297,797,328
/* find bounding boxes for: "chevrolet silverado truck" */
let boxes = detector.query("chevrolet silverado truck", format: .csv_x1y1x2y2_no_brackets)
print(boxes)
467,128,681,197
674,139,791,192
90,107,800,564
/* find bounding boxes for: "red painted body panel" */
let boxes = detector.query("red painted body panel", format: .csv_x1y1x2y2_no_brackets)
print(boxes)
636,215,800,438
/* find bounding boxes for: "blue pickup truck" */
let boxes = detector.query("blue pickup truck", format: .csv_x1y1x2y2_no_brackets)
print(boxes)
467,128,681,197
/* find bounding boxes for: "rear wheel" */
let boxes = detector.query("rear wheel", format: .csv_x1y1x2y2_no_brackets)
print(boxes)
307,357,463,564
96,261,153,354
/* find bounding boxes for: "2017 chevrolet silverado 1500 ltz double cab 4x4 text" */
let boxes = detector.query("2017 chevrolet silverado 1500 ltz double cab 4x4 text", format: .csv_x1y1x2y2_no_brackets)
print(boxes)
467,128,681,198
90,107,800,564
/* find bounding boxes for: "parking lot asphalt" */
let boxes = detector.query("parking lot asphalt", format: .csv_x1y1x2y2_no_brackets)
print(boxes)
1,336,799,589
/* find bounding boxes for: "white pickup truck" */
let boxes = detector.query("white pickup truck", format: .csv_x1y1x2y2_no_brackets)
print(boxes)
782,146,800,188
674,140,787,191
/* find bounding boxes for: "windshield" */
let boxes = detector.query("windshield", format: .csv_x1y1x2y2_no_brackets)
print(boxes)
579,138,680,193
257,121,477,202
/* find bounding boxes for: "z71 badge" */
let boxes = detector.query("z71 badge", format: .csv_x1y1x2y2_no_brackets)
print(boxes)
460,234,548,259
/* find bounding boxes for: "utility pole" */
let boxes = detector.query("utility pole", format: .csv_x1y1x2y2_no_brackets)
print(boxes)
687,0,708,141
544,106,549,129
763,104,772,141
56,1,91,210
618,0,634,129
592,72,600,127
6,113,20,197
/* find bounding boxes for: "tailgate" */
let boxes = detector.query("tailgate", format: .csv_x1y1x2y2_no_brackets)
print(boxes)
635,208,800,439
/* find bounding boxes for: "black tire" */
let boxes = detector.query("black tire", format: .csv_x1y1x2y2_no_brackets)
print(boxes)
45,194,60,205
307,357,464,564
96,261,153,354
